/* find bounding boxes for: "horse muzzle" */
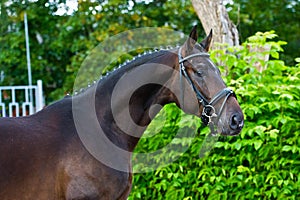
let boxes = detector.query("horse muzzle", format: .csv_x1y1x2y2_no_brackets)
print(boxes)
220,110,244,136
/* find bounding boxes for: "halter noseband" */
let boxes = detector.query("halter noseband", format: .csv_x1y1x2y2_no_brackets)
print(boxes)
178,47,235,135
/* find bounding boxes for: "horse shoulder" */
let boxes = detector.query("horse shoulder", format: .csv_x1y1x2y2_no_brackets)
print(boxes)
56,134,133,200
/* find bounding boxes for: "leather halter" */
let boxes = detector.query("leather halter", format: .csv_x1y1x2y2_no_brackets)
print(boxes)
178,47,236,135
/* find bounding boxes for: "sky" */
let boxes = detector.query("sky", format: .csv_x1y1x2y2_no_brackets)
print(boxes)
51,0,154,15
48,0,78,15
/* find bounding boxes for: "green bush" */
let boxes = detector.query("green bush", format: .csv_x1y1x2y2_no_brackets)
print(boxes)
128,32,300,200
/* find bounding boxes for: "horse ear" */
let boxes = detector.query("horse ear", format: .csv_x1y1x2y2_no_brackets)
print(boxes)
183,25,198,54
200,29,213,52
181,25,198,57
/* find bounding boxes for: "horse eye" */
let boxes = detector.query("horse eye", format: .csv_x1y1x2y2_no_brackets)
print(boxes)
196,70,203,77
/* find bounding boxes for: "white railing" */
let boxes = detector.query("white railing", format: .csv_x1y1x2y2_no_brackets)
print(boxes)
0,80,44,117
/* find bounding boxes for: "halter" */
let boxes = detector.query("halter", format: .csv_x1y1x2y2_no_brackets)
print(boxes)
178,47,235,135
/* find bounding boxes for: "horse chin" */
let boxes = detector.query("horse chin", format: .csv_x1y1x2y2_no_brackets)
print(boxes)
219,127,241,136
220,130,241,136
217,123,242,136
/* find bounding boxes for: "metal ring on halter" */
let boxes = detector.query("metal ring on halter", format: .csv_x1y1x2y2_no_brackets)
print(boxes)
202,105,217,119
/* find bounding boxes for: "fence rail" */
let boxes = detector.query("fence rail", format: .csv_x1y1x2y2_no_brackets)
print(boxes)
0,80,44,117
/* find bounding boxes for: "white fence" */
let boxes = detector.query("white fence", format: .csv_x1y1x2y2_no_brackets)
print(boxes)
0,80,44,117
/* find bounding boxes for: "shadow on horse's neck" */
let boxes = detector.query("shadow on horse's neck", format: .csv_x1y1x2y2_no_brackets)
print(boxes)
74,49,179,152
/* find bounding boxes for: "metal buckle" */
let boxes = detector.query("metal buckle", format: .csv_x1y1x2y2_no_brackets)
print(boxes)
202,105,217,124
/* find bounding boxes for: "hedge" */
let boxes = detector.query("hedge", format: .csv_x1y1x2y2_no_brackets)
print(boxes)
128,31,300,200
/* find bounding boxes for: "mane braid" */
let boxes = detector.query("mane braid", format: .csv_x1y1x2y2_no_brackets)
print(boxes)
73,46,179,96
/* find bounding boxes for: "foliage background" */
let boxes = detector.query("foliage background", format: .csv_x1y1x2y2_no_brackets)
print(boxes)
0,0,299,199
226,0,300,65
0,0,299,101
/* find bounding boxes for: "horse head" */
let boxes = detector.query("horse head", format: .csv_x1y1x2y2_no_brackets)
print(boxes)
176,26,244,136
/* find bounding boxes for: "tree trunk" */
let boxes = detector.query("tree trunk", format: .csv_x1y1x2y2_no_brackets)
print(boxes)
191,0,239,48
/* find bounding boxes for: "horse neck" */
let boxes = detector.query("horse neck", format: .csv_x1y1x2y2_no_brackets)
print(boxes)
90,50,179,152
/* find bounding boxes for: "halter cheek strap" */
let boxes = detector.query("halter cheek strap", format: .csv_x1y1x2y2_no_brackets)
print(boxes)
178,47,236,135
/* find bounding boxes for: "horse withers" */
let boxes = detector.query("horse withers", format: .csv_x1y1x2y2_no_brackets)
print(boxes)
0,26,243,199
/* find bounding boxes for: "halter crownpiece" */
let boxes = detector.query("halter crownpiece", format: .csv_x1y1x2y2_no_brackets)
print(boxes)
178,47,236,135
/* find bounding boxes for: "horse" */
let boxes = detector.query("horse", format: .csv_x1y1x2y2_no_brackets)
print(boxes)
0,26,244,200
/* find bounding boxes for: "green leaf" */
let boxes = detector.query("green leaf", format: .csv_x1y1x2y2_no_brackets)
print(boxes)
269,129,279,139
235,142,242,150
237,165,250,173
254,140,263,150
254,126,267,136
270,51,279,59
282,145,292,152
279,93,293,100
214,142,224,148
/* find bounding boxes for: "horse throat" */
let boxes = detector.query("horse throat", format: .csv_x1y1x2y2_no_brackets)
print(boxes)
93,57,176,152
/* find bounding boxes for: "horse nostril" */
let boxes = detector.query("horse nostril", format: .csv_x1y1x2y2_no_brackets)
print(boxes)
230,114,244,130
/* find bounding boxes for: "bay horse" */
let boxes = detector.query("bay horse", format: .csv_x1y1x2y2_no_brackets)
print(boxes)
0,26,243,199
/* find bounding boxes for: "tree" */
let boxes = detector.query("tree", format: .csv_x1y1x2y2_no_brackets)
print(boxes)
1,0,202,102
0,0,70,101
1,0,298,103
226,0,300,65
191,0,239,47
